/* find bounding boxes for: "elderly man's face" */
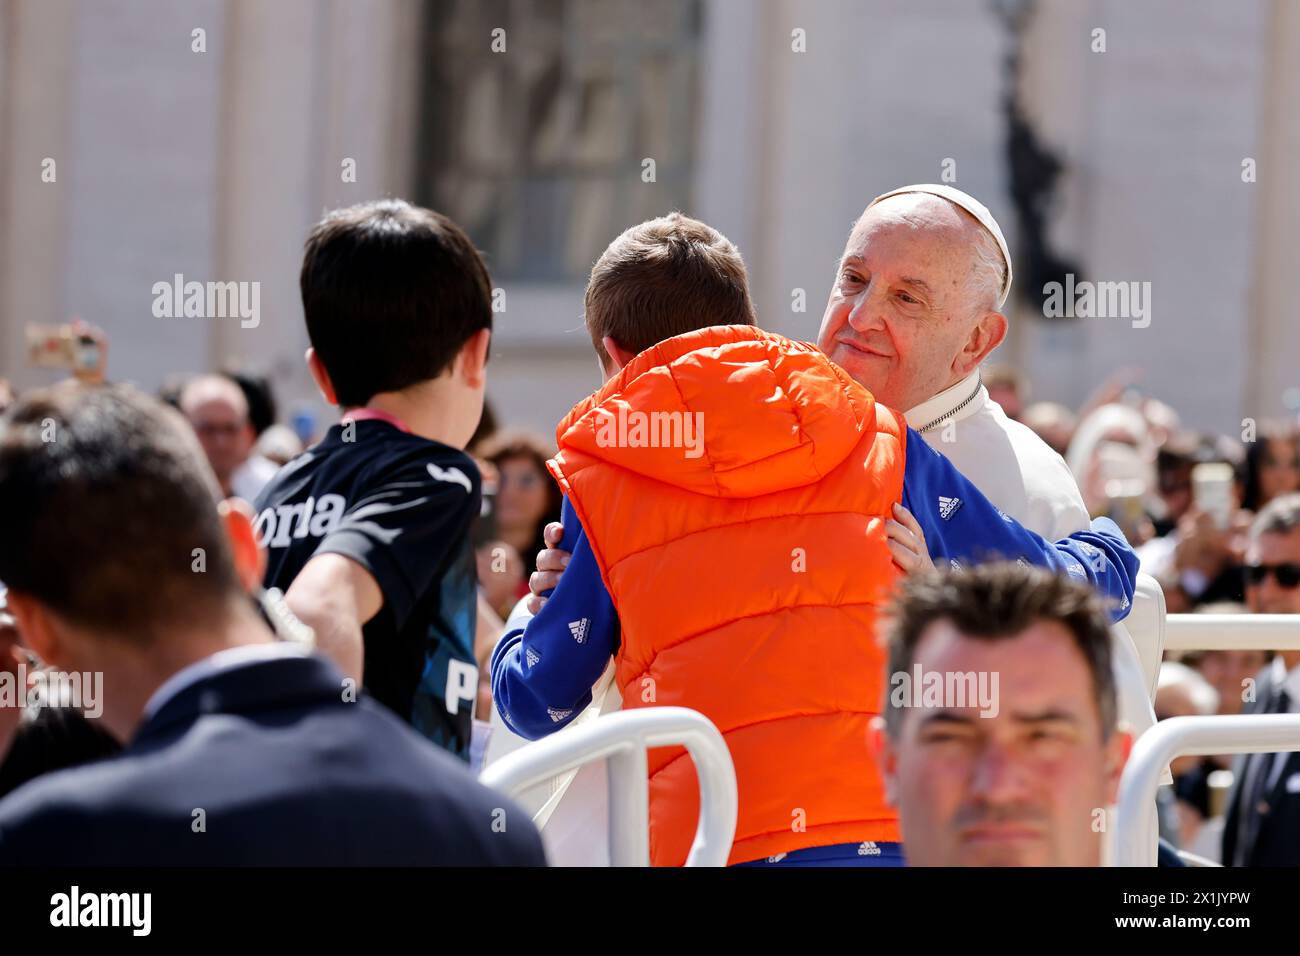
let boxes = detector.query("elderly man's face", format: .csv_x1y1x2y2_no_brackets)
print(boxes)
880,620,1128,866
817,195,1000,412
186,397,252,485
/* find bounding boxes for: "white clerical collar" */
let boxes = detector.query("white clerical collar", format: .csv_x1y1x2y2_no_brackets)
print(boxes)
905,370,986,433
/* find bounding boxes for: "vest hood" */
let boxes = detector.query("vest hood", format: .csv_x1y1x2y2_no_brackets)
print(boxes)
554,326,875,499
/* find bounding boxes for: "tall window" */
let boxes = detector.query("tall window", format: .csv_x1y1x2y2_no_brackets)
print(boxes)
416,0,703,283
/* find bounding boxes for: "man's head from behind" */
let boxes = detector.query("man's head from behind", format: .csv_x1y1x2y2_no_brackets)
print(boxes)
877,563,1128,867
818,186,1010,411
300,199,492,446
0,383,261,732
585,212,755,379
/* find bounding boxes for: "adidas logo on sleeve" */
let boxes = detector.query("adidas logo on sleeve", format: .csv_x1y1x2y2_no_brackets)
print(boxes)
1078,542,1108,573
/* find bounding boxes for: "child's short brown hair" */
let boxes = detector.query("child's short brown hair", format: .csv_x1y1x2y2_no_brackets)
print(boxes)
585,213,756,369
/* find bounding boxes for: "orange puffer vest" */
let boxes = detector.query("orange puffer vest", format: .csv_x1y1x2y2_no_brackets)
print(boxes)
547,326,906,865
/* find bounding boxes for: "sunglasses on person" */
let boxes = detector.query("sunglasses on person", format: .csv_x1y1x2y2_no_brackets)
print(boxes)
1244,562,1300,589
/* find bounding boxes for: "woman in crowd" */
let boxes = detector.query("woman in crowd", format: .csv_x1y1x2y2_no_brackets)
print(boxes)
474,428,563,618
1238,421,1300,514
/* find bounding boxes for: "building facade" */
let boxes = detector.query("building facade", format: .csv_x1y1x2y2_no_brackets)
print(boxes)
1,0,1296,439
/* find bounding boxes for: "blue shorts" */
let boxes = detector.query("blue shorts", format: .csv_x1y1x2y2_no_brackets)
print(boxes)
733,841,906,867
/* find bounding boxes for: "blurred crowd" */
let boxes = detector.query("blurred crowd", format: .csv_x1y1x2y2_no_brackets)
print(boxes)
990,364,1300,863
988,365,1300,613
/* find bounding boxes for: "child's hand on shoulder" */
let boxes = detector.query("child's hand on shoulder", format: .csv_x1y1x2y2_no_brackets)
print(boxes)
886,503,934,576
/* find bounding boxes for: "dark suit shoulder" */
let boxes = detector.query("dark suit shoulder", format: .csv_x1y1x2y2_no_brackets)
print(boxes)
345,701,548,865
0,735,187,864
0,685,546,866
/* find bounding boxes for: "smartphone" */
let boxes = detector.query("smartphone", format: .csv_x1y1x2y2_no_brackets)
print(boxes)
26,323,100,373
1192,462,1235,529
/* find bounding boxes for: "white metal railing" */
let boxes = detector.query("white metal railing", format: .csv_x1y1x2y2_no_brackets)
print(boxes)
1113,714,1300,866
1165,614,1300,651
479,706,738,867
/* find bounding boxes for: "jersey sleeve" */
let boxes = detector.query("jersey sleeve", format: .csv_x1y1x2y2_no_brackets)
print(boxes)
491,498,620,740
901,428,1138,621
314,453,481,630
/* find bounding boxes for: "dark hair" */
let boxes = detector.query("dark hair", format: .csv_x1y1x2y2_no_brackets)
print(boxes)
300,199,493,408
884,563,1117,739
585,213,755,368
1156,432,1232,497
223,369,276,437
1239,422,1300,512
156,375,187,411
0,382,241,641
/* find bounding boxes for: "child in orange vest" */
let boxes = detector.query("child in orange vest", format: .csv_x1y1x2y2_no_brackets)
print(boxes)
492,213,1136,866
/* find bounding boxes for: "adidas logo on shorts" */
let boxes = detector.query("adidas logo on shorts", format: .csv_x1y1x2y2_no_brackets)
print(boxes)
938,495,962,520
547,707,573,723
525,647,540,668
569,618,589,644
858,841,882,856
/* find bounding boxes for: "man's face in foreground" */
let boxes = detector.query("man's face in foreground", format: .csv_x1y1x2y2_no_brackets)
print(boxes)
881,620,1127,866
817,194,995,412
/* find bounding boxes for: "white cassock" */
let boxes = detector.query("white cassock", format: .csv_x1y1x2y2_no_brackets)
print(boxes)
484,369,1167,865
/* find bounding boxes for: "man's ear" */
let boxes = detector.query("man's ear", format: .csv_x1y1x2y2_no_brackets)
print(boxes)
455,328,492,390
1103,727,1134,805
305,348,338,406
3,591,62,669
954,310,1008,379
869,716,901,808
600,336,638,377
219,498,266,593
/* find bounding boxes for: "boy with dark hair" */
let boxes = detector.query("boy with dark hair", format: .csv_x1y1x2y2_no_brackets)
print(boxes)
492,212,1138,865
255,199,492,759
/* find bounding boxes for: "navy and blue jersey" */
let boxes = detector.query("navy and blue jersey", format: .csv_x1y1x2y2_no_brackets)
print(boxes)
492,427,1138,741
255,419,481,759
